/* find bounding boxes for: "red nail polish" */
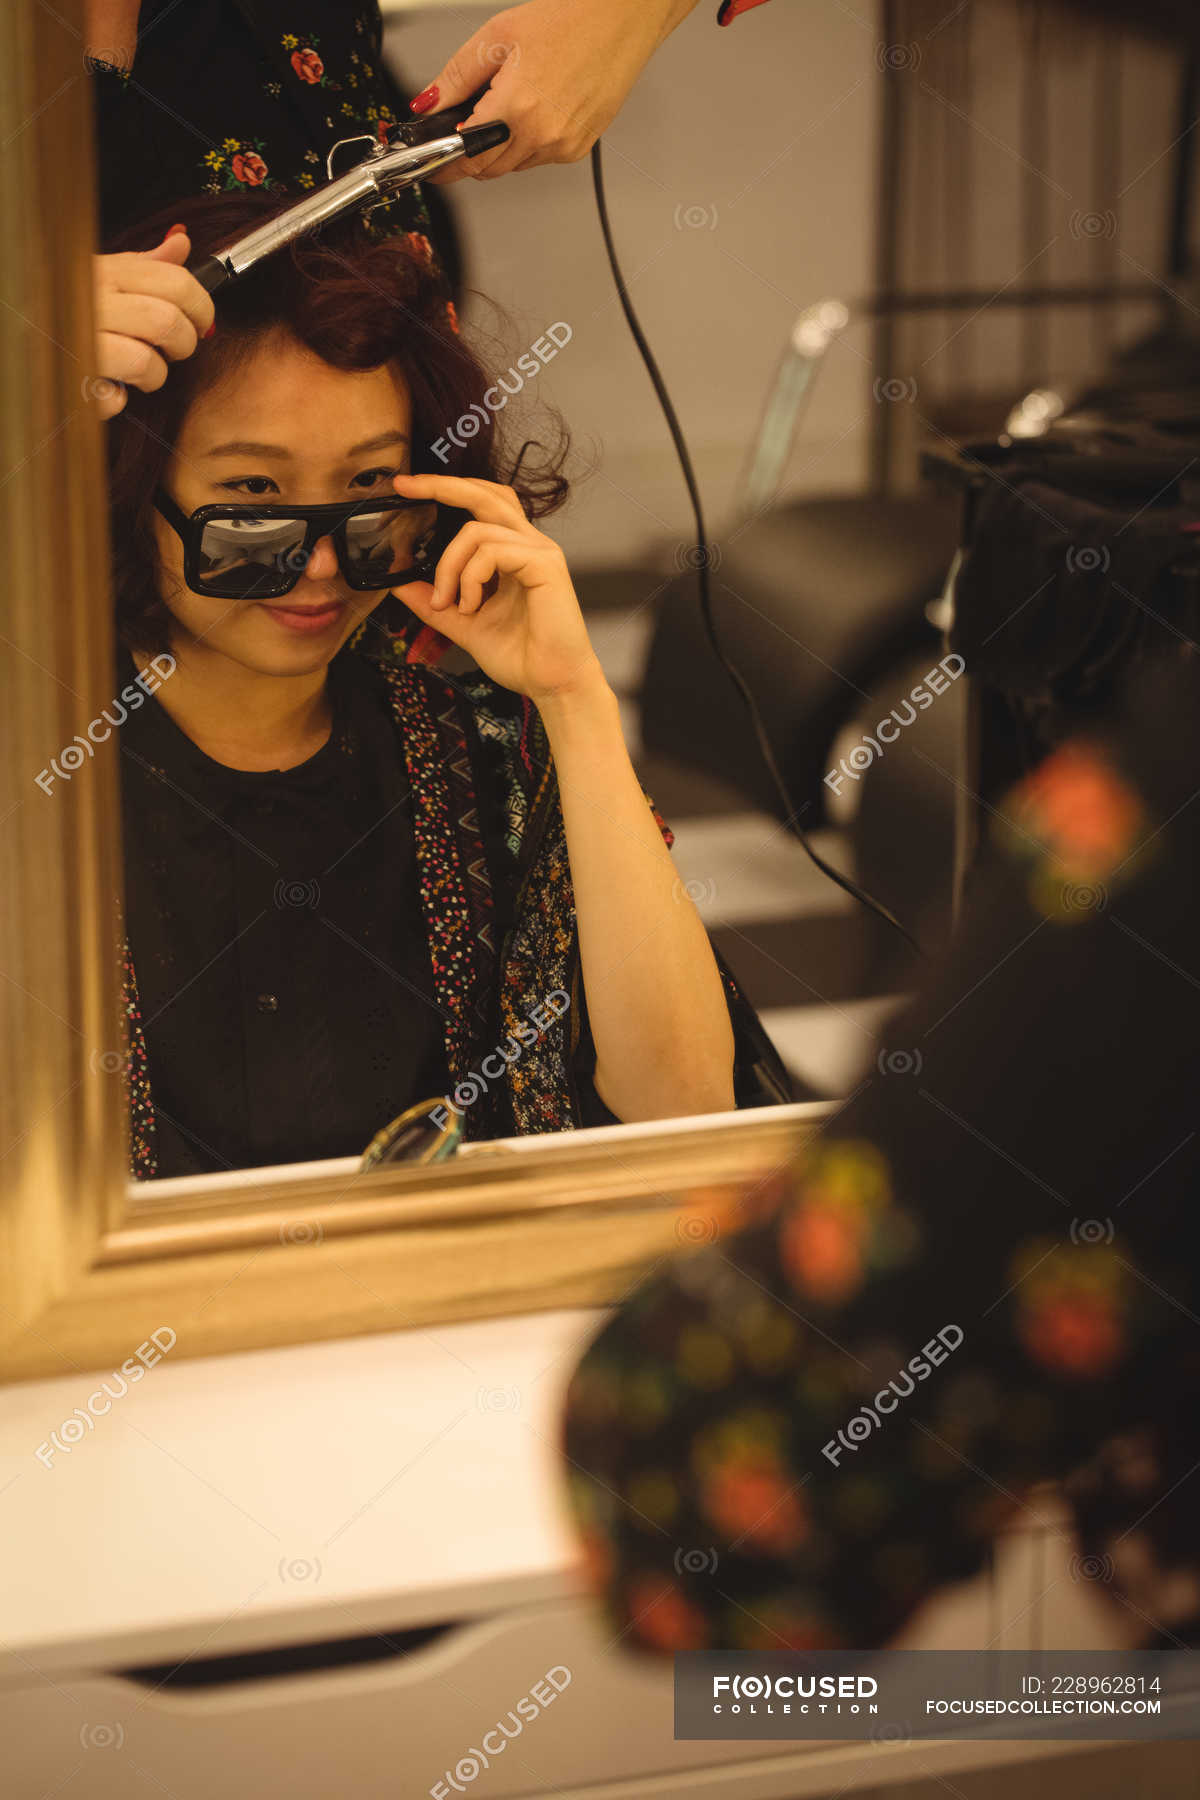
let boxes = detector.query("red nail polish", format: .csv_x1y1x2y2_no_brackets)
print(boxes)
165,222,187,238
409,84,439,115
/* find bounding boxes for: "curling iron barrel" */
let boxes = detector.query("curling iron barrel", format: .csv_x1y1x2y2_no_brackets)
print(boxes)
188,120,509,293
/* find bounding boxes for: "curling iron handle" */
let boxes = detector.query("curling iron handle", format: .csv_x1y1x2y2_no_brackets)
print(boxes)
189,254,231,295
458,121,509,158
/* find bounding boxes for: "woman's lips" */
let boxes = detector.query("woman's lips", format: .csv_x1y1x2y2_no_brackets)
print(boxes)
260,598,346,635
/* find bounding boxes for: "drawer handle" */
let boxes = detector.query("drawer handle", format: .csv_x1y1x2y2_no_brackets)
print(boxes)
121,1618,467,1689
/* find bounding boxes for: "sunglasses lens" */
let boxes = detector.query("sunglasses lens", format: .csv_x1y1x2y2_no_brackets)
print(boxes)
196,515,307,596
342,501,440,587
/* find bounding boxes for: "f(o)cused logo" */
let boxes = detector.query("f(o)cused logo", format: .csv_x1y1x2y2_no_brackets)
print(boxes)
279,1219,323,1246
1065,544,1111,575
80,1723,125,1750
873,375,917,403
673,203,718,231
674,1546,719,1575
1060,881,1107,914
274,878,320,909
877,1048,922,1076
1069,209,1117,240
477,1385,521,1414
676,1213,719,1246
479,40,519,69
875,42,921,71
673,876,716,905
1069,1216,1114,1246
674,541,722,573
1070,1552,1114,1583
278,1555,322,1583
81,375,126,405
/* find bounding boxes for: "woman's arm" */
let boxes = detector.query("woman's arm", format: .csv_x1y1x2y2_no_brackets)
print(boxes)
538,673,735,1121
391,471,735,1122
84,0,139,69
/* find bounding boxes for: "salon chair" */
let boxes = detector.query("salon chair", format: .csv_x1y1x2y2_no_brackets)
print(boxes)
639,491,961,824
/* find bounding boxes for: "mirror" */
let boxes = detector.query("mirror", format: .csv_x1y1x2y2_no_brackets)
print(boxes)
0,0,833,1391
95,0,1175,1191
5,0,1185,1379
93,7,823,1192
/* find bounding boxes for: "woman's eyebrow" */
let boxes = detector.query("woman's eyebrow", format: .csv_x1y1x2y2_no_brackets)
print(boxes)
202,430,410,459
345,430,410,456
203,440,291,458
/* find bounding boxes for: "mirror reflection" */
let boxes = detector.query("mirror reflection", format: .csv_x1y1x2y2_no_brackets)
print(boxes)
101,195,794,1180
88,0,997,1187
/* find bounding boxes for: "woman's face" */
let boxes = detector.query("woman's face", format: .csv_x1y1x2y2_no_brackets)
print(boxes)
153,330,414,677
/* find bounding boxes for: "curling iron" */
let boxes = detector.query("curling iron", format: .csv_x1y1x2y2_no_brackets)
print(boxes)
187,108,509,294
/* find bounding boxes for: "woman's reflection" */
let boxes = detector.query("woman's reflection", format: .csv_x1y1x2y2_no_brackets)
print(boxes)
103,194,785,1179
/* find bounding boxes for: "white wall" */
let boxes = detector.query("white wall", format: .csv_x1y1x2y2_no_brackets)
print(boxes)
383,4,880,568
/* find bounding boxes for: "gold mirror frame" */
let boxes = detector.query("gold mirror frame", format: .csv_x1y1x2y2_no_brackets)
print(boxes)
0,0,827,1386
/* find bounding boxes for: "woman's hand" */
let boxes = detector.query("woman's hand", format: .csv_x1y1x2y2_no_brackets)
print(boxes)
390,473,607,708
413,0,702,184
89,229,215,420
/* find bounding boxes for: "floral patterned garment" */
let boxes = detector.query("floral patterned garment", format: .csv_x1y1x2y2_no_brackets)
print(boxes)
563,654,1200,1655
91,1,438,253
91,0,776,250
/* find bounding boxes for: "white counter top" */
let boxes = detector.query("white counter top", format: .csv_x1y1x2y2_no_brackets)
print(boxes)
0,1306,602,1681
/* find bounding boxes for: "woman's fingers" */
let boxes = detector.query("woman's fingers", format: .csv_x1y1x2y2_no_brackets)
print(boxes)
94,380,128,421
457,543,501,613
454,535,565,615
94,289,199,364
88,238,216,410
94,328,169,396
389,576,475,652
429,519,529,609
97,247,215,340
392,470,527,529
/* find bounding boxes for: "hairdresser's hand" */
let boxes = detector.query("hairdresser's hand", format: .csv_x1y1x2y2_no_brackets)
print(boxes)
89,228,215,420
389,474,606,707
414,0,702,184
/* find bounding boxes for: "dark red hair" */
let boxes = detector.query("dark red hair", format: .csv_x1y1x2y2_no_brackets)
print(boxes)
103,191,569,652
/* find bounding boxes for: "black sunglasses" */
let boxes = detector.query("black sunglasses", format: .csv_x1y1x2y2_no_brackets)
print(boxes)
154,489,459,601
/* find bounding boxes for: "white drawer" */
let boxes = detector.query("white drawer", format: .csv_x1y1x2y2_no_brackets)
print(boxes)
3,1591,1105,1800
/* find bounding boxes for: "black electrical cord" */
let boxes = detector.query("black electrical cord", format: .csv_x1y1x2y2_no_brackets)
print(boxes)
590,142,924,958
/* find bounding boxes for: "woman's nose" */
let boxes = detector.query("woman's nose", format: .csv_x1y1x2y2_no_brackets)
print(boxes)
300,534,339,580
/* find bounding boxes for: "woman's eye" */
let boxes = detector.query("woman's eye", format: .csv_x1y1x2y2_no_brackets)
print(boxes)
221,476,277,497
351,467,399,489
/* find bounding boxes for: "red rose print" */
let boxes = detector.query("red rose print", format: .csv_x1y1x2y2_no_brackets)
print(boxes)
702,1460,808,1554
1023,1295,1123,1377
231,151,268,187
1017,745,1141,876
291,48,324,83
781,1205,865,1303
404,231,435,267
626,1576,709,1651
